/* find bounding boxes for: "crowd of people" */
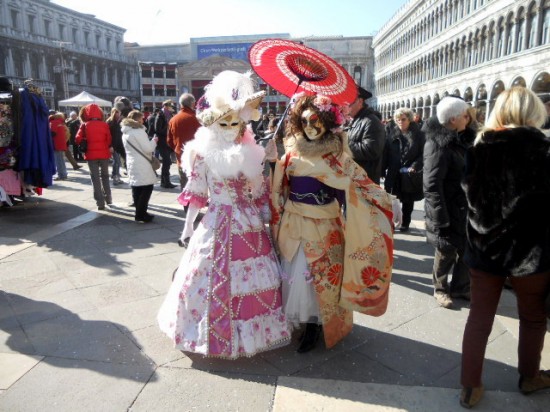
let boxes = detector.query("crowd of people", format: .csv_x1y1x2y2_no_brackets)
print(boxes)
49,78,550,409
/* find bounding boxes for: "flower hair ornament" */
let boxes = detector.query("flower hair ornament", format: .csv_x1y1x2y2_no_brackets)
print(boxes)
292,93,349,133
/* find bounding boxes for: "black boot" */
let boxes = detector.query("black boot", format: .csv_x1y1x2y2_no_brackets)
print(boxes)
161,176,177,189
297,323,322,353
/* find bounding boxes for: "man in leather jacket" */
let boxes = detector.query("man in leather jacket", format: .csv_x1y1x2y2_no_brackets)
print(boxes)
345,86,386,184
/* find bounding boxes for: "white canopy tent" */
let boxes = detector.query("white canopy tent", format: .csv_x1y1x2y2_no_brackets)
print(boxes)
58,91,112,108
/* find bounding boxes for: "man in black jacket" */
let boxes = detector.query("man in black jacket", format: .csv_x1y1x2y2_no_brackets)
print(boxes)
423,96,473,309
154,100,177,188
346,86,386,184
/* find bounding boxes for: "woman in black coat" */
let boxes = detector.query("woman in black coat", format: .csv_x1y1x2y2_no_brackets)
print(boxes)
459,87,550,408
382,107,424,231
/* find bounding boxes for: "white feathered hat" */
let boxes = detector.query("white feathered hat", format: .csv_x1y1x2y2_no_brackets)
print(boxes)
196,70,265,127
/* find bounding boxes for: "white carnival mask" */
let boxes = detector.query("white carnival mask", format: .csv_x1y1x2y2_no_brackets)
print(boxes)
301,109,326,141
215,112,244,142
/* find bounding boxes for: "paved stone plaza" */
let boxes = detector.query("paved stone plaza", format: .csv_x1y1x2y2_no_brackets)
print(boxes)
0,164,548,411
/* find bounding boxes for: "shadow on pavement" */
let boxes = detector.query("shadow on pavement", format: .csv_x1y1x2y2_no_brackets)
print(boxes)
1,292,157,383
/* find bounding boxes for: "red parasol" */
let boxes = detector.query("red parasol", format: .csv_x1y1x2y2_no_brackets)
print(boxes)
248,39,357,106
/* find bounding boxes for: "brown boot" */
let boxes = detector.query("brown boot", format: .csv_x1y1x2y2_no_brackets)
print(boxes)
460,386,484,409
519,370,550,395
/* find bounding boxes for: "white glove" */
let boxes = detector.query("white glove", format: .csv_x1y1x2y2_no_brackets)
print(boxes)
180,204,200,242
392,198,402,228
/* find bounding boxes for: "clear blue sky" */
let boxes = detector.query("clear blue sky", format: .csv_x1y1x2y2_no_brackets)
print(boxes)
51,0,410,45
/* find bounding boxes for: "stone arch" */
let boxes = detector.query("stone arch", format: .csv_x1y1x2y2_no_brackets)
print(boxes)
433,93,441,106
452,88,461,96
531,71,550,94
489,79,506,112
464,87,474,102
475,83,488,119
425,95,432,118
511,76,527,87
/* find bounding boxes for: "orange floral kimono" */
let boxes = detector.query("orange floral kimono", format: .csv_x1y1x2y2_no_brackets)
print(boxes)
270,135,394,348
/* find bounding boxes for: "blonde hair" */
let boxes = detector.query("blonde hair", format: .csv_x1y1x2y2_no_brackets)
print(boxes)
394,107,414,122
127,110,143,121
485,87,546,129
106,108,119,123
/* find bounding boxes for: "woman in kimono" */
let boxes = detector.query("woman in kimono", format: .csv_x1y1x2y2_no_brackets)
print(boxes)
157,71,290,358
271,94,396,353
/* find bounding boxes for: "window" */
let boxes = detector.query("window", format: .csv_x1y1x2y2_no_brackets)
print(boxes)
154,67,163,78
141,67,152,77
28,15,35,34
29,53,40,79
96,34,101,49
106,37,111,52
44,20,51,38
165,69,176,79
86,64,93,85
143,86,153,96
84,31,90,47
10,9,19,29
154,85,164,96
58,24,65,41
166,86,177,97
544,9,550,44
517,20,525,52
12,50,24,77
115,41,121,53
72,27,78,43
126,70,132,90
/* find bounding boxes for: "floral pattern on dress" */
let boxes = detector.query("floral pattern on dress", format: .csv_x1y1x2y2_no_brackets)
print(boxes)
158,154,291,359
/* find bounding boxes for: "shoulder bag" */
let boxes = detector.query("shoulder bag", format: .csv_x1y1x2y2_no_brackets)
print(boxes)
126,139,161,171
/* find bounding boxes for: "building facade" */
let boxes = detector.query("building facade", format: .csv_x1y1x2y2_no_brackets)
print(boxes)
126,34,376,114
0,0,139,108
373,0,550,121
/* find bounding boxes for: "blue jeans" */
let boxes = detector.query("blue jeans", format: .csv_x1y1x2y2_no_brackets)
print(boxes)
54,151,67,178
111,152,121,178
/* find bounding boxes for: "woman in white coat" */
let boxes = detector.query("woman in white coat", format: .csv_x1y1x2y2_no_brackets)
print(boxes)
122,110,158,222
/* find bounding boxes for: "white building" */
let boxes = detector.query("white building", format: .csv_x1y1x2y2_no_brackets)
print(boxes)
126,34,375,114
373,0,550,121
0,0,139,107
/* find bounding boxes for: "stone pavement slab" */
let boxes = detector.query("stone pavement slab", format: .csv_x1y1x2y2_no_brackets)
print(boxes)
1,165,549,411
0,353,43,390
273,377,549,412
129,368,277,411
0,357,155,412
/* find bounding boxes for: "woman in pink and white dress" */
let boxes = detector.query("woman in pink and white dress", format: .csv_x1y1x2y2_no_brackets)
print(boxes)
157,71,290,358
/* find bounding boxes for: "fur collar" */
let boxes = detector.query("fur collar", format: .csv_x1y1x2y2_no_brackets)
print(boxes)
121,118,143,129
285,132,345,158
183,126,264,183
422,116,457,148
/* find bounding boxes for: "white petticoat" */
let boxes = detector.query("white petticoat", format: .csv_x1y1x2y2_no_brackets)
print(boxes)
281,244,320,327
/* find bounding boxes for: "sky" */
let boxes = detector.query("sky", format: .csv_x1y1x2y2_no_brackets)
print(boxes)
51,0,410,45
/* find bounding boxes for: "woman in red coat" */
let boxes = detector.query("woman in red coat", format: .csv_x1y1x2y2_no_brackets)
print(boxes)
49,112,69,180
75,104,112,210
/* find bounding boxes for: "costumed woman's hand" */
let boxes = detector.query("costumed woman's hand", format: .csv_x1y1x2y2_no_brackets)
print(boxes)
181,204,200,241
392,197,403,227
264,138,278,162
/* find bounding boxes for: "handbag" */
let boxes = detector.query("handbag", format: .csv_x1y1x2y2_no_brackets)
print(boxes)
126,140,160,171
78,123,87,153
400,170,424,201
